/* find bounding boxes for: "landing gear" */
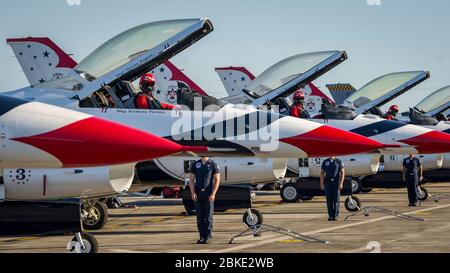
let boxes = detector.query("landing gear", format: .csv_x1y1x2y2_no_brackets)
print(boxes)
345,196,361,212
351,178,362,194
280,183,300,203
68,233,98,254
243,209,263,228
418,187,430,201
81,201,108,231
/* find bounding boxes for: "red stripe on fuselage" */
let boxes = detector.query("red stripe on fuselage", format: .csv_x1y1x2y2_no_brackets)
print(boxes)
280,125,385,157
400,130,450,154
12,117,183,167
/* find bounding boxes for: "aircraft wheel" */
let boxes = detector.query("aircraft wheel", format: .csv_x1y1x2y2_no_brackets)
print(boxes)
351,178,362,194
280,183,300,203
345,196,361,212
82,202,108,231
68,233,98,254
243,209,263,228
418,187,430,201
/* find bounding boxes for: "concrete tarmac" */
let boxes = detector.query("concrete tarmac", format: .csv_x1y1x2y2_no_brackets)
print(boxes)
1,183,450,253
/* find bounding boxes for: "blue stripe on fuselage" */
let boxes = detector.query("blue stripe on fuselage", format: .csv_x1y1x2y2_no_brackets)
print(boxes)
0,95,30,116
350,120,408,137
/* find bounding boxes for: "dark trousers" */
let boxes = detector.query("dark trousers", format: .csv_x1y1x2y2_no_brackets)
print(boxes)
406,175,419,205
325,181,340,218
195,194,214,240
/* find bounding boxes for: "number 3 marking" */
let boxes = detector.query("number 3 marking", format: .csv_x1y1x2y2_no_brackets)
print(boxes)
16,169,26,181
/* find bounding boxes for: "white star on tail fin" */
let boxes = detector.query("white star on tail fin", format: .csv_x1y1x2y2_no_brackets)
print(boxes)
150,61,209,104
215,67,255,97
215,66,336,117
7,37,77,86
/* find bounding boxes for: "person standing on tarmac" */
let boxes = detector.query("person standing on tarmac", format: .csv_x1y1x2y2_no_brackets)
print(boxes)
320,157,345,221
402,154,423,207
189,157,221,244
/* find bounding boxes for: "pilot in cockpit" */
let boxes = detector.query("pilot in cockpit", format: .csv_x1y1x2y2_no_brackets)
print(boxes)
135,73,175,110
290,91,310,119
384,105,400,121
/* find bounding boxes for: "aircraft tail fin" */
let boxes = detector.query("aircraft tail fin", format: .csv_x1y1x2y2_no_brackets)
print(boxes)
215,66,336,116
7,37,77,85
215,67,256,97
149,61,208,103
326,83,357,104
6,37,209,103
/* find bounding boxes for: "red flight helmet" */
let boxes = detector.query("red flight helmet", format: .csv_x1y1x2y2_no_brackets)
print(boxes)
139,73,156,93
389,105,400,115
293,91,305,104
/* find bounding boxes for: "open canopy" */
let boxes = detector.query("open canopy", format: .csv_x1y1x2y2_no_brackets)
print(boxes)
75,19,201,80
344,71,429,114
245,51,340,98
241,51,347,107
416,85,450,113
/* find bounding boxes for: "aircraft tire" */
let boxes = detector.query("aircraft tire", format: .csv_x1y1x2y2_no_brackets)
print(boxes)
280,183,300,203
418,187,430,201
351,178,362,194
243,209,263,228
345,196,361,212
82,202,109,231
69,233,98,254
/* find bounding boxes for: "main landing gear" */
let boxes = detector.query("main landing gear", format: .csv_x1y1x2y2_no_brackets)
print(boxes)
280,179,362,212
81,200,109,231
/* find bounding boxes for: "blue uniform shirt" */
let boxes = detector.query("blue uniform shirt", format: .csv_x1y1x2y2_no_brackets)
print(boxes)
321,158,344,182
403,157,422,177
190,160,220,193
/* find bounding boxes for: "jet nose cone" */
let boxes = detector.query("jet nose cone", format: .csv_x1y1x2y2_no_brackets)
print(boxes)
400,130,450,154
13,117,185,167
281,125,385,157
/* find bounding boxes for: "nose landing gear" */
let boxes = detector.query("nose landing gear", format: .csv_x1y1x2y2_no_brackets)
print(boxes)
68,233,98,254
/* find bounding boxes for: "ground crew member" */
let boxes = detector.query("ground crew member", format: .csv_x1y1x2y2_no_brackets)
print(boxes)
290,91,310,118
384,105,400,121
135,73,175,110
189,157,221,244
320,157,345,221
402,154,423,207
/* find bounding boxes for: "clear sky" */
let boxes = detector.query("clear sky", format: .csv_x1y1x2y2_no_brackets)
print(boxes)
1,0,450,110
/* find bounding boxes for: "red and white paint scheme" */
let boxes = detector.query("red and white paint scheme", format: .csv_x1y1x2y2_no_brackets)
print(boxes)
3,21,388,160
215,66,335,117
151,61,209,103
7,36,449,175
7,37,77,86
7,37,207,108
0,95,198,169
215,67,256,99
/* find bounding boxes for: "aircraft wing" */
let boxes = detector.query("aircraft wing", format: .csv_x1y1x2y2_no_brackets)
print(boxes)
74,18,213,103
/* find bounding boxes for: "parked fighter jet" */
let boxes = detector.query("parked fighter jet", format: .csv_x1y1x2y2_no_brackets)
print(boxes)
0,94,210,253
212,62,450,203
3,19,392,231
15,33,444,206
0,95,203,170
362,85,450,185
4,19,382,158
